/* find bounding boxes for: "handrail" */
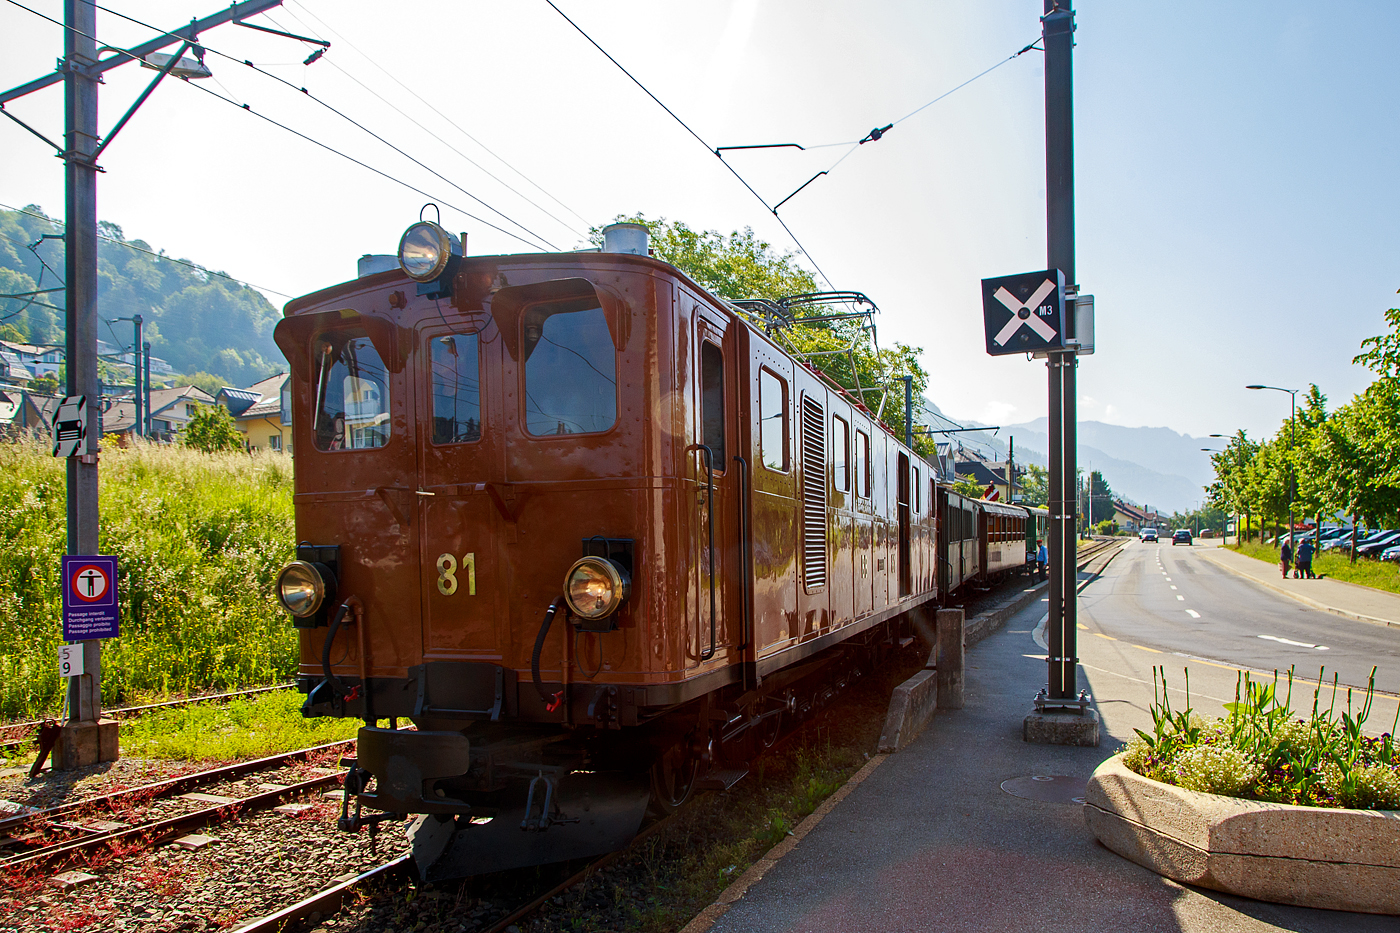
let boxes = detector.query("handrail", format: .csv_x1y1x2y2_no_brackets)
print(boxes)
687,444,718,661
733,455,753,653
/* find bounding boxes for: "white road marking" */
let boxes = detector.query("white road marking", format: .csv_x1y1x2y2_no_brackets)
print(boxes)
1185,609,1201,618
1170,585,1178,590
1176,595,1185,601
1257,634,1329,650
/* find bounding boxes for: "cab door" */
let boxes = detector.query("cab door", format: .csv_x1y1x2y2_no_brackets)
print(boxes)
690,307,732,668
414,318,506,660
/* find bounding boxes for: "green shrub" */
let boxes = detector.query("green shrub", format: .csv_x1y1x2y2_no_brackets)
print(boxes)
0,437,295,719
1124,665,1400,810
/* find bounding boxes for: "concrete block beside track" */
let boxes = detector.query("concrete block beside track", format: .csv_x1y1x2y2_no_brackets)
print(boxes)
877,669,937,752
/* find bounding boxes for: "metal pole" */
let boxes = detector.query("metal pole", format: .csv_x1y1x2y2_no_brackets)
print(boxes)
1046,353,1063,698
143,341,152,436
1289,390,1296,554
65,0,102,724
132,314,142,436
1045,0,1077,700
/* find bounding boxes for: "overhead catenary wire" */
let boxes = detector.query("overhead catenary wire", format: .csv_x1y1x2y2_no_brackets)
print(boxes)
290,0,591,230
0,0,559,254
540,0,838,290
279,1,590,239
729,40,1042,210
78,0,560,251
178,79,552,252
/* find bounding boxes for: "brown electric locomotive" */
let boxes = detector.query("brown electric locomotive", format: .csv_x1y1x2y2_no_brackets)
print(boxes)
272,218,1032,879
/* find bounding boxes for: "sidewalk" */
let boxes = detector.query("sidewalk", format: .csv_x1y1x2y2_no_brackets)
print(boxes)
1198,543,1400,628
684,593,1390,933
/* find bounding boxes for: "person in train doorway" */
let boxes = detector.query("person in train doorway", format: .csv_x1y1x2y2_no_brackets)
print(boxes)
1036,539,1048,582
1280,538,1293,580
1295,538,1315,579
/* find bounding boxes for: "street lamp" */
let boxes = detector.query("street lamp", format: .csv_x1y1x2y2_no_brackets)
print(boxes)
1246,385,1298,551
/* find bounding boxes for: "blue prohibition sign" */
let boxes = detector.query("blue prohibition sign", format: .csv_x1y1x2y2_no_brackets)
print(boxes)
61,555,120,641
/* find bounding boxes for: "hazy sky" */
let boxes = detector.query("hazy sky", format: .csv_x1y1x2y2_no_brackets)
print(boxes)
2,1,1397,443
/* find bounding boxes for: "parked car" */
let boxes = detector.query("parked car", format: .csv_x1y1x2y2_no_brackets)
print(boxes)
1172,529,1193,545
1322,529,1370,552
1140,527,1158,543
1380,545,1400,563
1356,531,1400,559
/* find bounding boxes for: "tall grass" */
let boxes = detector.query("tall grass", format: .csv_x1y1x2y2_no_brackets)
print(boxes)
0,437,296,719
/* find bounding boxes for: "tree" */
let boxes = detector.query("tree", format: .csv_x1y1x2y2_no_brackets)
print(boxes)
1084,470,1115,525
28,373,60,395
948,478,987,499
591,215,934,455
183,372,228,397
1017,463,1049,507
181,406,243,453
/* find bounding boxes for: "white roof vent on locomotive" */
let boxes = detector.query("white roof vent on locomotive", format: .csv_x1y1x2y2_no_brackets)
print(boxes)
601,222,650,256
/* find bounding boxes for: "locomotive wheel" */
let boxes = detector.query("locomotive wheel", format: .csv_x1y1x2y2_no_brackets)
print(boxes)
650,740,701,813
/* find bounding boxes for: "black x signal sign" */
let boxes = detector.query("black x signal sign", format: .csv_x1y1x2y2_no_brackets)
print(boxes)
981,269,1066,356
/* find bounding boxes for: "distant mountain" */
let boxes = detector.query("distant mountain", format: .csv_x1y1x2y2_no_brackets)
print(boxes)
994,418,1214,513
924,403,1213,512
0,206,282,387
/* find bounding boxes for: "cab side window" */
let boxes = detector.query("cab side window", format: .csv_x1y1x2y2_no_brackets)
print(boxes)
313,333,390,451
855,430,871,498
833,415,850,493
760,368,788,472
701,342,726,464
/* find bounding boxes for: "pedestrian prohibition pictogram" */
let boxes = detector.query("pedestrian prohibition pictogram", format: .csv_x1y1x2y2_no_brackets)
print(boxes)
61,555,120,641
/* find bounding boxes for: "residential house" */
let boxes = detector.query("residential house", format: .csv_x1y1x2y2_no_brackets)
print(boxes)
0,349,30,385
143,385,217,438
953,449,1014,501
217,374,290,452
0,340,63,378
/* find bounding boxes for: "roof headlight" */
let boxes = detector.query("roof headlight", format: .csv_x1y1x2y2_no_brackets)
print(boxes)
397,220,460,282
563,557,630,621
276,560,336,618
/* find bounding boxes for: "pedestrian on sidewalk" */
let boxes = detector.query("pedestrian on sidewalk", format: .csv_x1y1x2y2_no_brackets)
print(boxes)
1036,539,1048,582
1280,539,1293,579
1296,538,1315,579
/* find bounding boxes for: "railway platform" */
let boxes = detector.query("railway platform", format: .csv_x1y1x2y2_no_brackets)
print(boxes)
685,579,1390,933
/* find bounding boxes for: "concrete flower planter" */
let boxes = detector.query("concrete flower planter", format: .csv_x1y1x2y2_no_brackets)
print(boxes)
1084,754,1400,915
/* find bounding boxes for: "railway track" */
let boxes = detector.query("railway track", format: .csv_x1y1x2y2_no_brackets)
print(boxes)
0,740,351,871
0,684,294,753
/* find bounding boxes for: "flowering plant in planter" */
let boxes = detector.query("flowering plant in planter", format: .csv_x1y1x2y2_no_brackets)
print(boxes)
1122,666,1400,809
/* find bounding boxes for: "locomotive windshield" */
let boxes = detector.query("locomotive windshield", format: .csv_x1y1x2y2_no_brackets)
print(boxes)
522,302,617,436
431,333,482,444
312,333,391,451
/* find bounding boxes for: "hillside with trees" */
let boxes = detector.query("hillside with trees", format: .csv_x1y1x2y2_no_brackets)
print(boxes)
0,205,283,387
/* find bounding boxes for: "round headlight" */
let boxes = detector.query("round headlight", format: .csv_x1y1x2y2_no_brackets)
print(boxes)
398,221,459,282
276,560,332,618
563,557,630,620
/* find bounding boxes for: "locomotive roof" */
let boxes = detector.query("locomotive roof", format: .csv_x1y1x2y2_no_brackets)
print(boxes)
283,248,939,472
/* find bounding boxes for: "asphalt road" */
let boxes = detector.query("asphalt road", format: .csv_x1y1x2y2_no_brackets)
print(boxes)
1059,538,1400,734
